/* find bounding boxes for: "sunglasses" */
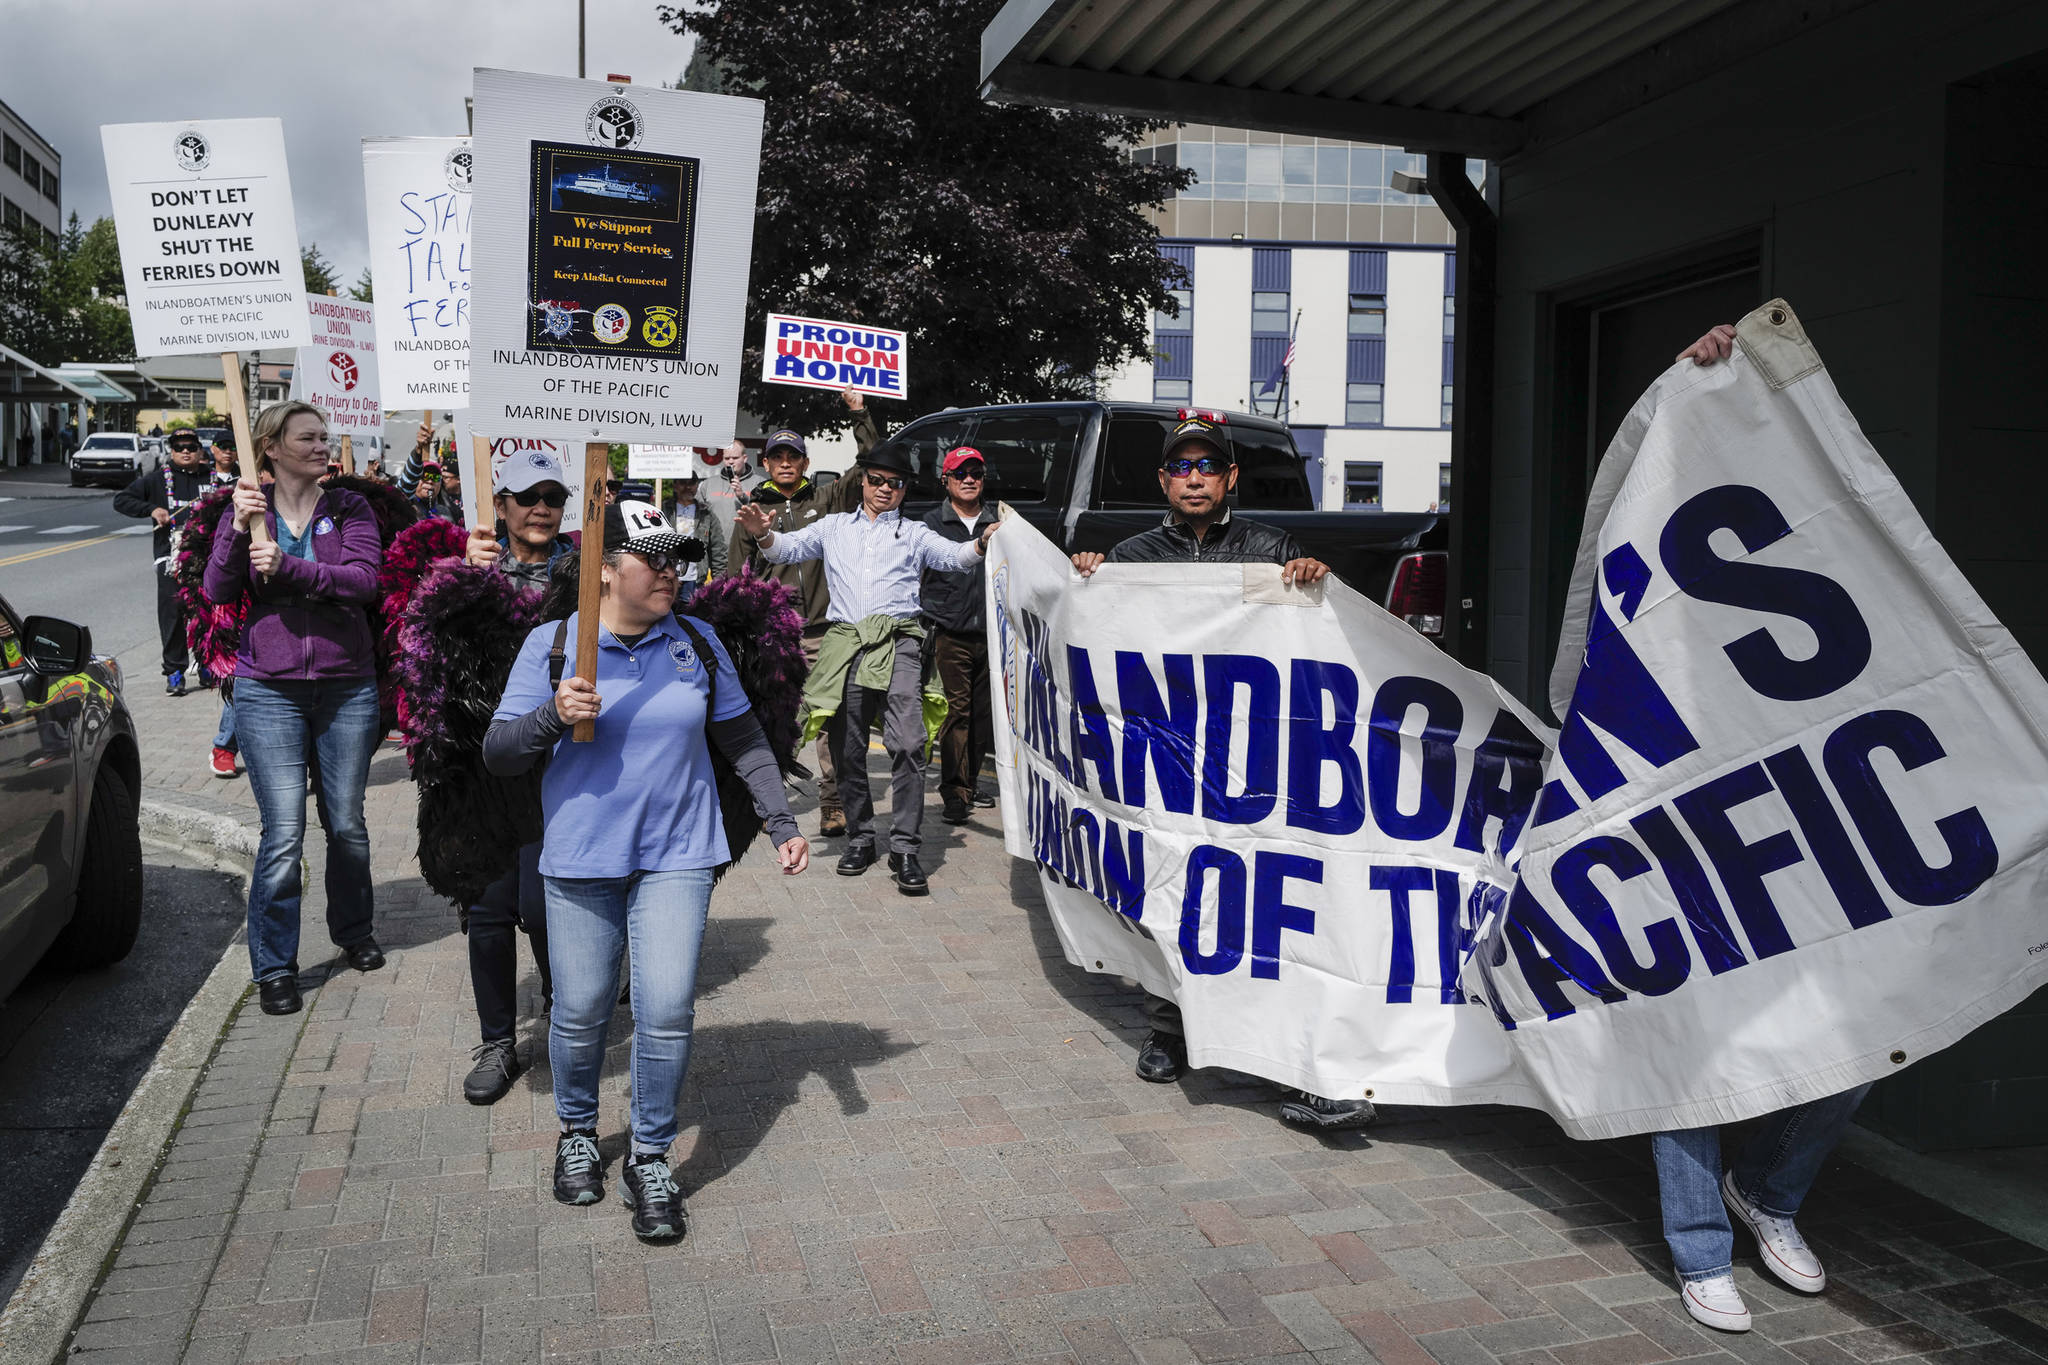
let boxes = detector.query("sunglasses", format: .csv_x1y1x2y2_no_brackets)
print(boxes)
509,486,569,508
864,472,906,490
168,440,200,451
632,550,681,575
1161,456,1230,478
947,463,986,480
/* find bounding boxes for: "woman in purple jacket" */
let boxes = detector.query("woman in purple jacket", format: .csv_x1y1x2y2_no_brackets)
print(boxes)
204,400,386,1016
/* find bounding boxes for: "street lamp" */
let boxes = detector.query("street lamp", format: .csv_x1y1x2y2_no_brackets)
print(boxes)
1390,169,1428,196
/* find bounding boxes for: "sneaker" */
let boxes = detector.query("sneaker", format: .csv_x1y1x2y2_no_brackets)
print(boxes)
941,794,972,824
819,810,847,838
166,670,186,697
1723,1170,1826,1292
1134,1029,1186,1083
1277,1092,1378,1132
972,789,996,808
209,746,237,778
1680,1273,1752,1332
552,1129,605,1205
462,1038,522,1105
621,1153,686,1241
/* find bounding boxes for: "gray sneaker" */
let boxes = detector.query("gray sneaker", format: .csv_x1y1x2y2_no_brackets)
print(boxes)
1278,1091,1377,1132
462,1038,521,1105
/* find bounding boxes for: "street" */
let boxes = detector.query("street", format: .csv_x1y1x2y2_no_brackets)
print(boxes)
0,462,246,1305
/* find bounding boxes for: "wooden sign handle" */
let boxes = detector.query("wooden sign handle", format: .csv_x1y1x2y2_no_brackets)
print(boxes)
470,435,495,533
571,441,609,742
220,352,268,547
339,434,355,476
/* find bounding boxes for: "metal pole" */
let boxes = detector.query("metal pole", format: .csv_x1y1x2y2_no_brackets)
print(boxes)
1426,152,1496,672
578,0,586,78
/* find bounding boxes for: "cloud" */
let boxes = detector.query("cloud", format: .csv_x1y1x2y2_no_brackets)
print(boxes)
2,0,690,287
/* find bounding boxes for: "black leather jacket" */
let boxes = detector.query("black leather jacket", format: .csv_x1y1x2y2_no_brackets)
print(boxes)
920,501,988,634
1106,511,1304,567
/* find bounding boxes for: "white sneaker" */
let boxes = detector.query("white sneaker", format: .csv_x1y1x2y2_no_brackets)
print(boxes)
1723,1169,1826,1292
1681,1273,1752,1332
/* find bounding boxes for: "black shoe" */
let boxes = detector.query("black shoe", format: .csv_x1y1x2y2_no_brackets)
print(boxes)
463,1038,522,1105
1278,1091,1377,1132
621,1153,686,1241
942,795,972,824
972,789,996,808
1134,1029,1185,1083
888,853,929,895
257,975,302,1016
819,811,847,838
837,844,878,877
343,938,385,972
552,1129,605,1205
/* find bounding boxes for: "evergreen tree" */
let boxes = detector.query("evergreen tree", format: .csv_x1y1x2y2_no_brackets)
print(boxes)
656,0,1189,434
348,266,373,302
302,243,339,295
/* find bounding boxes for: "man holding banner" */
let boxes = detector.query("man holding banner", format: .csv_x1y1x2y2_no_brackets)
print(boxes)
737,443,997,894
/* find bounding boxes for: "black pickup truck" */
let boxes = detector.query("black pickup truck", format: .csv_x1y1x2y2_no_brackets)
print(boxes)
862,400,1450,639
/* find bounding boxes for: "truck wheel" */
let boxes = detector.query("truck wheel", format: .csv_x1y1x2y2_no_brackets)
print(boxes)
47,767,144,970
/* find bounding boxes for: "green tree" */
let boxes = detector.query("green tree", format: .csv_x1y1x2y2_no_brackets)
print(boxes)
0,214,134,365
656,0,1189,435
347,266,374,302
302,243,339,295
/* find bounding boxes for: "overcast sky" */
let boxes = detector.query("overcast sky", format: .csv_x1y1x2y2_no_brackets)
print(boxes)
1,0,694,285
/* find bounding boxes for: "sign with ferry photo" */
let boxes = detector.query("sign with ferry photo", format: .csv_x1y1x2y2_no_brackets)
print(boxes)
467,69,763,445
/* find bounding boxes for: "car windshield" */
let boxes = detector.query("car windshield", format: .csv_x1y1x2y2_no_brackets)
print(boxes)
81,436,133,450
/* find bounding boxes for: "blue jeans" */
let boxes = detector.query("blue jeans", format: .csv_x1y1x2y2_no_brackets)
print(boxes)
236,676,380,983
545,868,715,1155
1651,1084,1872,1281
214,692,237,752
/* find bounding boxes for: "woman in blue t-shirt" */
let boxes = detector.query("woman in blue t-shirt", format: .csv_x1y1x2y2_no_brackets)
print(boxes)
485,499,808,1243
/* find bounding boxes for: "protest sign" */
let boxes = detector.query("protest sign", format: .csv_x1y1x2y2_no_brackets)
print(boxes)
761,313,908,399
1466,299,2048,1138
627,444,720,479
100,118,310,355
292,297,380,437
988,299,2048,1139
468,70,763,445
362,137,471,405
451,410,583,535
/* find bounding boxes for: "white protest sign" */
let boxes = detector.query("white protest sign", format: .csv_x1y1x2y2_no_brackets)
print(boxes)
627,444,720,479
761,313,908,399
1465,299,2048,1138
452,410,583,536
100,118,310,355
989,299,2048,1139
987,515,1549,1111
293,297,380,436
468,70,763,445
362,137,471,405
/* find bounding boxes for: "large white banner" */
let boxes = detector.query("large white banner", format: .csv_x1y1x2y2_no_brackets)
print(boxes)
291,296,380,437
467,70,764,446
101,118,310,355
989,299,2048,1140
362,137,472,406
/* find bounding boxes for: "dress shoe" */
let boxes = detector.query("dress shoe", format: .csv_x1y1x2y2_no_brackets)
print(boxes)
258,975,302,1015
837,844,878,877
941,794,972,824
888,853,929,895
344,938,386,972
819,810,847,838
1134,1029,1185,1083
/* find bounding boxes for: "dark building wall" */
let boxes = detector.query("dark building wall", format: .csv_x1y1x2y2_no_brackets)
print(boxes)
1485,0,2048,709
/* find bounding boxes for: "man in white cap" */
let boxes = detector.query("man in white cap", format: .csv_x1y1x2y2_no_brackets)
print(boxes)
466,448,578,592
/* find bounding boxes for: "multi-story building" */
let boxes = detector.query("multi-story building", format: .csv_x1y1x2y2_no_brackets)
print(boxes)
1,98,61,251
1099,126,1463,512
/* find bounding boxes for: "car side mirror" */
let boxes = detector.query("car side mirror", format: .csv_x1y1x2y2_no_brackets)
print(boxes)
21,616,90,677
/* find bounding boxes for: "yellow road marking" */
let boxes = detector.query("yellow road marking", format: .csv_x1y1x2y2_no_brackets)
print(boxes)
0,534,121,569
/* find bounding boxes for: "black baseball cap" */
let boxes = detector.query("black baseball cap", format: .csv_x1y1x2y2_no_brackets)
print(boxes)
1163,415,1230,463
210,430,235,450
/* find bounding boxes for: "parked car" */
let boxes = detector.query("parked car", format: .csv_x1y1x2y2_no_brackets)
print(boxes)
867,402,1450,637
0,597,143,1004
70,433,144,489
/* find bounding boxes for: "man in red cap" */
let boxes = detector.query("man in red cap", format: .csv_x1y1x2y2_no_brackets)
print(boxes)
921,446,997,824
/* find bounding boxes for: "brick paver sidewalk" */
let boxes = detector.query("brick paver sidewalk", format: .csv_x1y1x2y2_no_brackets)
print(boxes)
64,674,2048,1364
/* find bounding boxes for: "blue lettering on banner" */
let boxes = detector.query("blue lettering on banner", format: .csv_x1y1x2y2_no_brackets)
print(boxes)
1537,593,1700,824
1287,660,1365,835
1180,845,1246,975
1250,852,1320,980
1366,676,1463,842
1116,652,1197,814
1822,710,1997,905
1202,655,1280,824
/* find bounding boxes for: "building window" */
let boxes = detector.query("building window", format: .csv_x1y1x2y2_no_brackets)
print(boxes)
165,386,209,410
1252,290,1289,334
1443,293,1455,340
1344,461,1383,508
1153,378,1192,403
20,151,39,190
1348,293,1385,336
1346,383,1383,427
2,137,17,173
1153,245,1194,407
1438,463,1453,511
41,167,57,202
1154,287,1191,334
1442,385,1454,428
2,199,19,232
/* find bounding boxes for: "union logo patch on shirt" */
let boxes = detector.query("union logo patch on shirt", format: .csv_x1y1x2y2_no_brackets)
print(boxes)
314,517,335,535
668,639,699,674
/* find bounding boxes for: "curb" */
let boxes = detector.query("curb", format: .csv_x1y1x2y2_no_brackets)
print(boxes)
0,795,257,1365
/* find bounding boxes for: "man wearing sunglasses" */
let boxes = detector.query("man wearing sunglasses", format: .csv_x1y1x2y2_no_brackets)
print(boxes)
921,446,998,824
115,422,214,696
736,443,998,895
1068,415,1367,1133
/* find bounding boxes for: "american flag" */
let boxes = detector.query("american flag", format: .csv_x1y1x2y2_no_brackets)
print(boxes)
1259,313,1301,399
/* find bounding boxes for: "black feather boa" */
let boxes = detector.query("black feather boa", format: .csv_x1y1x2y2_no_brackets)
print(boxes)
400,553,806,909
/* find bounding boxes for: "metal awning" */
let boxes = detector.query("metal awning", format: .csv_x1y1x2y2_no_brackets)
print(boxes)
0,346,97,404
981,0,1851,158
66,363,173,405
46,367,135,404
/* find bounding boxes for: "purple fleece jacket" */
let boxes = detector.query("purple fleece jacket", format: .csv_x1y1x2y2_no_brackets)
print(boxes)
202,486,381,681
